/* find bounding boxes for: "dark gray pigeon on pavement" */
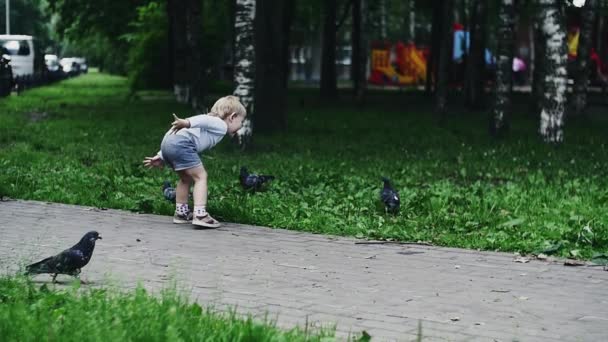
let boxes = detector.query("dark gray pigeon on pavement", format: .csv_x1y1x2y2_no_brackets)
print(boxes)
163,180,176,202
25,231,102,283
380,177,400,214
240,166,275,191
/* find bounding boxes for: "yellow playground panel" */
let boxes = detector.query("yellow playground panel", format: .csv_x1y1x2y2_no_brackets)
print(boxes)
368,42,427,86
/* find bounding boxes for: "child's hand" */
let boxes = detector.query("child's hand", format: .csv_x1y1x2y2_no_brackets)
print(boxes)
170,113,190,134
143,155,164,169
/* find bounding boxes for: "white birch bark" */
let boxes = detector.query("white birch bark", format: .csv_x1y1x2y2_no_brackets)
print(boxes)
233,0,256,149
538,0,568,143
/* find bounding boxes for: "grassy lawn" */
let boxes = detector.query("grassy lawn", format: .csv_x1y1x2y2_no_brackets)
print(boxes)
0,72,607,260
0,277,334,341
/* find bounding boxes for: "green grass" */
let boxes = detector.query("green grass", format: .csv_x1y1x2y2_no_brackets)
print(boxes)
0,276,334,341
0,72,607,260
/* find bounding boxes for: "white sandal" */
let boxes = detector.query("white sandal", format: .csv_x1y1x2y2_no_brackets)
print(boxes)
192,213,221,228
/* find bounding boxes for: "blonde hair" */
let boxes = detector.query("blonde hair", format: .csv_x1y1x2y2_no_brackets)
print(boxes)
208,95,247,119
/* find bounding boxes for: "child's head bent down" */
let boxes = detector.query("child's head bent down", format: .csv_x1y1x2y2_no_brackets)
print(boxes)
208,95,247,136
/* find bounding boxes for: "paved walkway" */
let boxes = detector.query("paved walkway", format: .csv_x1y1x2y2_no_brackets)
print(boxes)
1,200,606,341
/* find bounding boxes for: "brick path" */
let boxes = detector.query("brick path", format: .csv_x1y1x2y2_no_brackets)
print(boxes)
1,200,606,341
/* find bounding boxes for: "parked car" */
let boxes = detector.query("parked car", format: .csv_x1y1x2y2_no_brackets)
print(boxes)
74,57,88,73
44,54,60,72
60,57,81,76
0,49,13,96
0,35,34,77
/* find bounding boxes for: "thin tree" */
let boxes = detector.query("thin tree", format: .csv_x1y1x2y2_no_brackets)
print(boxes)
531,19,546,113
537,0,568,143
320,0,338,99
436,0,454,116
404,0,416,43
464,0,487,108
426,0,443,94
573,0,598,116
185,0,203,110
490,0,515,137
352,0,364,98
233,0,256,149
167,0,189,103
254,0,292,132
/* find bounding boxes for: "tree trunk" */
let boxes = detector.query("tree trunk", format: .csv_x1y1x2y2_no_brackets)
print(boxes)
573,0,597,116
254,0,290,133
435,0,454,116
464,0,487,108
352,0,362,96
282,0,295,88
233,0,256,149
490,0,515,137
532,20,545,113
185,0,203,110
404,0,416,43
320,0,338,99
427,0,443,94
538,0,568,144
167,0,189,103
380,0,387,39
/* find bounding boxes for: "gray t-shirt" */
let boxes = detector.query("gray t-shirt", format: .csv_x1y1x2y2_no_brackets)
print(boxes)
158,114,227,160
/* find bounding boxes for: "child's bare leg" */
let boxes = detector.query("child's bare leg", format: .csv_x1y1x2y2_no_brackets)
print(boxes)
176,171,192,204
184,165,220,228
172,171,193,223
184,165,208,207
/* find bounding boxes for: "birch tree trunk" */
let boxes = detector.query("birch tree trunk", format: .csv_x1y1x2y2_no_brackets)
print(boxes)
538,0,568,144
573,0,597,116
233,0,256,149
490,0,515,137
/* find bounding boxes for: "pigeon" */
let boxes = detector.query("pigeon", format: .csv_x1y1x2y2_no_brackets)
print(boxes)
380,177,400,214
239,166,275,191
25,231,102,283
162,180,192,203
163,180,176,202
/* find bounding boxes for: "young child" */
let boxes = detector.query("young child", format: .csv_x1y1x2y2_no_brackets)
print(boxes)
143,95,246,228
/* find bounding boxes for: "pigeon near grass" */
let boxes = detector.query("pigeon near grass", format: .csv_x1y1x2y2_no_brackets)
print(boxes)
240,166,275,191
163,180,177,202
380,177,400,214
162,180,192,202
25,231,102,283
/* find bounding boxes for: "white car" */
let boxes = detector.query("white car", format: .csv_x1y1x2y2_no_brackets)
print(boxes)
74,57,88,73
60,57,80,75
44,54,61,72
0,35,34,76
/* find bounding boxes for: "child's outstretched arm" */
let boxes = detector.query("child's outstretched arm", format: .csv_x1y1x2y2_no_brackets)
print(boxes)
170,113,191,134
170,113,226,135
143,154,164,168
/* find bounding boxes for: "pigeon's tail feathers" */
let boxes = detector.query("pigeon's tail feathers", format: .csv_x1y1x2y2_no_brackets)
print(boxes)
162,180,171,191
25,257,54,275
240,166,249,176
259,175,275,182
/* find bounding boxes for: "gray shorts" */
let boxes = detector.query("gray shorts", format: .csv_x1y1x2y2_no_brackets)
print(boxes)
160,134,202,171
